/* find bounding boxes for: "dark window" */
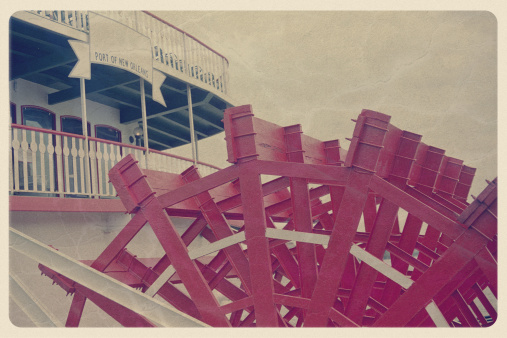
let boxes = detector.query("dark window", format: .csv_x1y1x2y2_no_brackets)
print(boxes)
22,106,55,130
18,106,57,192
10,103,16,124
61,116,91,135
95,125,122,143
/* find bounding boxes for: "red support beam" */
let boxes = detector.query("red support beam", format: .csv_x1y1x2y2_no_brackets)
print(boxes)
238,165,279,326
109,155,231,327
284,124,318,310
65,292,87,327
305,110,391,327
182,165,253,295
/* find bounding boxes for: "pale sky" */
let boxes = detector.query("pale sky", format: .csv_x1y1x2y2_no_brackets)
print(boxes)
160,11,497,198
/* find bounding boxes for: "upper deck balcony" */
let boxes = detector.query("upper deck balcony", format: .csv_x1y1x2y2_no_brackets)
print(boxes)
9,11,231,211
9,123,220,207
10,10,231,151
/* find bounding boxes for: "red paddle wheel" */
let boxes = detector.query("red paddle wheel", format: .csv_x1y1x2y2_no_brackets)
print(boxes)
39,105,497,327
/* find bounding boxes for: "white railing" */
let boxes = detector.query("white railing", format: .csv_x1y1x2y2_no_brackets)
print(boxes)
10,124,220,198
29,10,89,30
27,10,229,95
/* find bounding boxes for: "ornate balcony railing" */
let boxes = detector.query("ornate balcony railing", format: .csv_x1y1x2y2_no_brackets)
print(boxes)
26,10,229,96
10,124,220,198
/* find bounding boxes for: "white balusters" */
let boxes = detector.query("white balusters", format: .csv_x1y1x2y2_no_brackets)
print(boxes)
21,130,29,190
10,127,17,191
103,143,111,196
47,135,55,193
89,141,98,196
10,127,220,197
9,126,13,191
54,136,64,196
78,138,86,194
71,137,79,193
95,141,103,195
62,136,71,194
107,143,120,195
30,130,38,191
39,134,46,192
222,57,227,93
11,129,19,190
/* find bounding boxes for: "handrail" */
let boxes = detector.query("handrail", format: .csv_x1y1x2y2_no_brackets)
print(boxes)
12,123,86,139
87,136,145,151
12,124,220,171
10,123,221,195
25,10,229,95
142,11,229,65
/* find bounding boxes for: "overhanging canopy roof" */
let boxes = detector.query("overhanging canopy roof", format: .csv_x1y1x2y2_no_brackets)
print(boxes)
9,16,230,151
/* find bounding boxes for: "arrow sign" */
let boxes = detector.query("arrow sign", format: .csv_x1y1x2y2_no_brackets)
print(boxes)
69,12,166,107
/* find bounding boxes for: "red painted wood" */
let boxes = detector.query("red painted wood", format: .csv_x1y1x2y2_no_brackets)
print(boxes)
305,110,390,327
195,261,251,305
141,201,230,326
305,172,375,327
362,194,377,233
65,292,87,327
382,214,423,307
239,166,279,326
158,164,240,208
91,213,147,271
373,228,489,327
345,199,399,324
471,283,497,321
182,166,253,295
284,124,317,311
370,176,465,240
150,216,208,276
36,107,496,328
219,297,254,315
9,195,126,212
265,217,301,288
72,284,154,327
468,300,488,326
452,290,480,327
109,155,231,327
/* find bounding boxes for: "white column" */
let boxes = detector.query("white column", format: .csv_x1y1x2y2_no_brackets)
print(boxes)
80,78,92,197
140,78,150,169
186,84,197,165
195,131,199,162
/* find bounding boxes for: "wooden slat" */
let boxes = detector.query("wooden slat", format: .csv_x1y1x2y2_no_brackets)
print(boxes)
39,133,47,192
78,138,85,193
9,127,14,192
30,130,38,191
21,129,29,190
47,135,55,192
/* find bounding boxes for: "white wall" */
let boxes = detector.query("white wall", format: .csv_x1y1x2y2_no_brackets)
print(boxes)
9,79,139,146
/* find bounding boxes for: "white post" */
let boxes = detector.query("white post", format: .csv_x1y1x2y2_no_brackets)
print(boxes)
80,78,92,197
182,33,189,76
186,84,197,165
140,79,150,169
194,131,199,162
